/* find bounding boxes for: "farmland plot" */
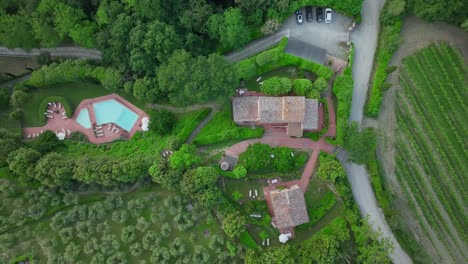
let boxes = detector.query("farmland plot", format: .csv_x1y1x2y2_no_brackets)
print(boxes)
395,43,468,263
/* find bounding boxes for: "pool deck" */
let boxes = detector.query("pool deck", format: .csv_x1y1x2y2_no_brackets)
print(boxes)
23,94,149,144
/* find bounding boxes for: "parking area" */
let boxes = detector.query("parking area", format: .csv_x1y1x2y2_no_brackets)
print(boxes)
280,7,353,61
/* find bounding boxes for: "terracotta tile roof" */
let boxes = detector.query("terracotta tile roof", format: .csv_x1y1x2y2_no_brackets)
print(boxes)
270,184,309,229
232,96,259,122
282,97,305,123
303,99,319,130
287,122,303,137
259,97,283,123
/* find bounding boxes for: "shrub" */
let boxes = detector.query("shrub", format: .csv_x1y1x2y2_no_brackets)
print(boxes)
9,109,23,120
293,79,313,96
256,49,281,68
38,96,72,122
308,89,320,99
314,77,328,92
10,90,28,107
233,166,247,179
237,58,258,80
0,89,9,109
260,77,292,95
232,191,243,202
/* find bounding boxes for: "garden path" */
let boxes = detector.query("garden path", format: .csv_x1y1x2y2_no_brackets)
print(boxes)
0,46,102,60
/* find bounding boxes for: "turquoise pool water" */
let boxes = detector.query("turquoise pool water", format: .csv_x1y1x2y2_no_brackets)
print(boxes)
93,99,139,131
76,108,91,129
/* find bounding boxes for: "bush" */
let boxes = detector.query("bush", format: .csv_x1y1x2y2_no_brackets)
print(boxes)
38,96,72,122
0,89,9,109
293,79,313,96
233,166,247,179
25,60,123,91
9,109,23,120
236,58,258,80
260,77,292,95
332,74,354,146
314,77,328,92
10,90,29,107
256,49,281,68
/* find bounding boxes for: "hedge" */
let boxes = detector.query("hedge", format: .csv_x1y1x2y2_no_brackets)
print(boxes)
236,38,334,81
331,44,355,146
293,79,313,96
260,77,292,95
24,59,123,91
38,96,72,122
366,4,403,117
193,127,263,145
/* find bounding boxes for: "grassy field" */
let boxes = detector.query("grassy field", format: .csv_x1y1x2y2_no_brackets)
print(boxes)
193,104,263,145
395,43,467,260
0,180,233,263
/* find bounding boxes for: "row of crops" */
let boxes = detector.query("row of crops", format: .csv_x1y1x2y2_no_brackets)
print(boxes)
395,43,468,261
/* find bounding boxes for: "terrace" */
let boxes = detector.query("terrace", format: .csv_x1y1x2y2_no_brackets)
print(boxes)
23,94,149,144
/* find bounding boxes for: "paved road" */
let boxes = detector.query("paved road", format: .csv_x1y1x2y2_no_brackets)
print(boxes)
224,30,290,62
346,0,413,263
0,46,102,60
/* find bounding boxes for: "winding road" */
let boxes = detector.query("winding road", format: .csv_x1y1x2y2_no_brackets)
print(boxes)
0,2,412,261
346,0,412,263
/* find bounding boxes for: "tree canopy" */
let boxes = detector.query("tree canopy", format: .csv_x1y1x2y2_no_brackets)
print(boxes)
344,122,377,165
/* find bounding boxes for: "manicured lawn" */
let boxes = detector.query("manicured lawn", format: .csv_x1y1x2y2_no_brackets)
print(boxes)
193,104,263,145
0,110,21,132
239,230,257,249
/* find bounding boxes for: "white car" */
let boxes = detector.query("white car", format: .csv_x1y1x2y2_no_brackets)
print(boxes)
325,8,332,23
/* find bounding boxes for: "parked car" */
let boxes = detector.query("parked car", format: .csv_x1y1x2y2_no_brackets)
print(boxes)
316,7,323,22
325,8,332,23
306,6,313,22
296,10,303,24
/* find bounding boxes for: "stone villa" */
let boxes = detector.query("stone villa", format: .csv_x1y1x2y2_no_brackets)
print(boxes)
232,93,323,137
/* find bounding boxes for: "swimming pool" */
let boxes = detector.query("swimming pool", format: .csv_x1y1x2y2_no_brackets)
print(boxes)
76,108,92,129
93,99,139,131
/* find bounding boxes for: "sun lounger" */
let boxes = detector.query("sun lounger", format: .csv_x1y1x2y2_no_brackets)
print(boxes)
53,102,56,108
62,116,67,119
44,112,48,115
48,102,52,106
95,125,102,129
115,129,120,133
47,115,53,118
47,110,53,113
58,103,61,108
107,124,112,131
27,134,31,138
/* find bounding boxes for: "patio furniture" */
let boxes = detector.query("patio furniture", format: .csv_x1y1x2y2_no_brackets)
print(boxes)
67,129,71,135
58,103,61,108
53,102,56,108
47,115,53,118
47,110,53,113
48,102,52,106
27,134,31,138
62,116,67,119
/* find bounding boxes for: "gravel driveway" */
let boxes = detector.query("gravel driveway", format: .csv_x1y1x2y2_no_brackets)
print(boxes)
0,46,102,60
280,8,352,60
345,0,413,263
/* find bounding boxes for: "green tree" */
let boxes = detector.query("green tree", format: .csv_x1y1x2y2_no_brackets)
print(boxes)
0,137,19,167
53,3,85,38
149,156,183,190
215,8,250,49
132,77,158,102
245,245,295,264
181,167,222,207
179,0,213,33
317,156,346,183
353,219,393,264
314,77,328,92
157,50,237,105
10,90,29,107
260,77,292,95
222,212,246,238
293,79,313,96
0,89,10,109
244,143,272,170
9,109,23,120
34,152,73,187
169,144,201,170
344,122,377,164
29,130,63,153
7,148,40,183
233,165,247,179
69,21,97,48
0,11,39,49
148,109,176,135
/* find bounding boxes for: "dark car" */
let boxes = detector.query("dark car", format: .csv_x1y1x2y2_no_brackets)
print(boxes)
316,7,324,22
306,6,313,22
295,10,303,24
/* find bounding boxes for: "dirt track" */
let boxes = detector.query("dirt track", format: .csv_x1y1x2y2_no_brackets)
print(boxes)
377,16,468,263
